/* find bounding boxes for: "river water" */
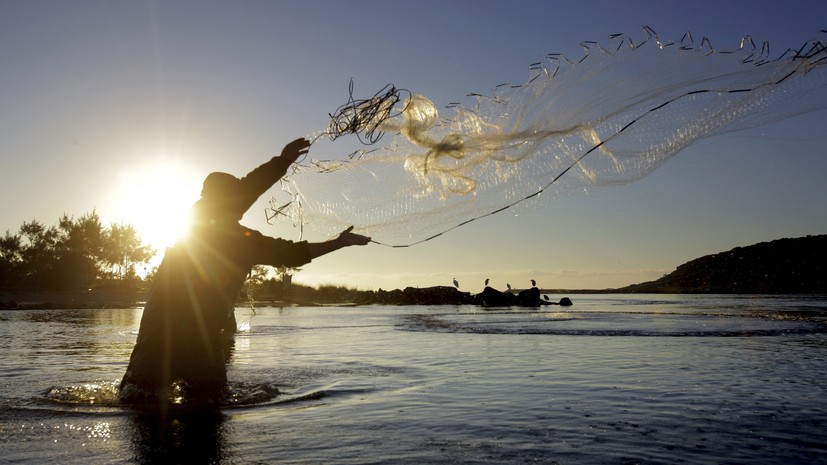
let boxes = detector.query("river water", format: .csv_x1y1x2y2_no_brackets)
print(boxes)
1,294,826,464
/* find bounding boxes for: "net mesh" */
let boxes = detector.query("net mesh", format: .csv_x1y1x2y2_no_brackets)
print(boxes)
269,27,827,246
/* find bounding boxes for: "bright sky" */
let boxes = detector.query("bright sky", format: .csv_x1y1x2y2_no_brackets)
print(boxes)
2,0,826,291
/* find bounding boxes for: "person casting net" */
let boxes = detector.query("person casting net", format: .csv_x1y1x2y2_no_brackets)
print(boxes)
120,139,371,403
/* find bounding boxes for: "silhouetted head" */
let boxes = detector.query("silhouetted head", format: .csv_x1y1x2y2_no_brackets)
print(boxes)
196,172,245,222
202,172,240,198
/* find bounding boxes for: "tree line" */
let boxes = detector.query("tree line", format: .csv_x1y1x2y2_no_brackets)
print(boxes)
0,211,155,291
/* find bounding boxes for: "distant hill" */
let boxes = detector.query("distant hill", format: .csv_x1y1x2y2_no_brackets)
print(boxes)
616,235,827,294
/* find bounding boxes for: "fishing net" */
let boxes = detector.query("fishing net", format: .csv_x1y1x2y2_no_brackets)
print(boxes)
269,27,827,247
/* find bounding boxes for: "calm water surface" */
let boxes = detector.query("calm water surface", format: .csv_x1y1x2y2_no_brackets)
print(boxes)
1,294,826,464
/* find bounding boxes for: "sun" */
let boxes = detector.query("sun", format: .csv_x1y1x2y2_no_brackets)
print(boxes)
114,159,203,255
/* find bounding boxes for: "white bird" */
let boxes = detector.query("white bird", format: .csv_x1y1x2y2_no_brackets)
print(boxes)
453,278,459,288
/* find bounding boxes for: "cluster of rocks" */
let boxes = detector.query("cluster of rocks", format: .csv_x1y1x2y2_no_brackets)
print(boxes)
356,286,572,307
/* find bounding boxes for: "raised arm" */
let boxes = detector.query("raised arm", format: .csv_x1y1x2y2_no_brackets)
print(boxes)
235,138,311,214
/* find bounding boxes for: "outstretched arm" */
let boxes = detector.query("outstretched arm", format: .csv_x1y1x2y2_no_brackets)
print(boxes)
307,226,371,260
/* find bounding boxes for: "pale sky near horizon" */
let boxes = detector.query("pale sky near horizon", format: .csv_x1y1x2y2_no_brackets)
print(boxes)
2,0,826,292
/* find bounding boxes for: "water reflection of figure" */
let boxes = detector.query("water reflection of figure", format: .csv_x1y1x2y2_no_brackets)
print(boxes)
130,410,227,464
120,138,370,403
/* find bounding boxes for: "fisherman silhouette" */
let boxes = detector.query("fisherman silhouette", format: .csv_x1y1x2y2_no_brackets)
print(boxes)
120,138,370,403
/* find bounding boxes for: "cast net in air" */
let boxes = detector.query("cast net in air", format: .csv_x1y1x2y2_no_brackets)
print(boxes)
268,27,827,247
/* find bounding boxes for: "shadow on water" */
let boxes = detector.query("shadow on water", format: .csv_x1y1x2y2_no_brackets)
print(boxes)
128,408,228,465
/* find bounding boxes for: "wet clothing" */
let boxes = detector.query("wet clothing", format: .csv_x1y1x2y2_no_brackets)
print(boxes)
120,154,310,399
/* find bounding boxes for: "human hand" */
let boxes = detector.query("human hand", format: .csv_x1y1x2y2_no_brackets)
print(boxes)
307,226,371,260
280,138,311,164
336,226,371,247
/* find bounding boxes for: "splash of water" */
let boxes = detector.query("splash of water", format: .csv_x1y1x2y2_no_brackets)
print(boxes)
45,380,284,408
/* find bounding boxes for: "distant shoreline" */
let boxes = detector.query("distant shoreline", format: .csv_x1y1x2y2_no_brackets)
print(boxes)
2,288,824,311
0,290,146,310
4,234,825,309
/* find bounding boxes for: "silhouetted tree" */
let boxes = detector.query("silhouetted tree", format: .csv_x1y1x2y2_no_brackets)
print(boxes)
0,230,23,288
0,212,156,290
103,223,154,281
52,212,106,289
18,220,61,288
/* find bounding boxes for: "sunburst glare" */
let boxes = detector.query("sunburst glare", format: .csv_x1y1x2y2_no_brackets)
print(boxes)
113,158,202,254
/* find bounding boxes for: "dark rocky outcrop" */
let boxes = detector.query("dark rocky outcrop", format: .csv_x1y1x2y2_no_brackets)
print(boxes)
617,234,827,294
472,286,554,307
363,286,474,305
356,285,572,307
